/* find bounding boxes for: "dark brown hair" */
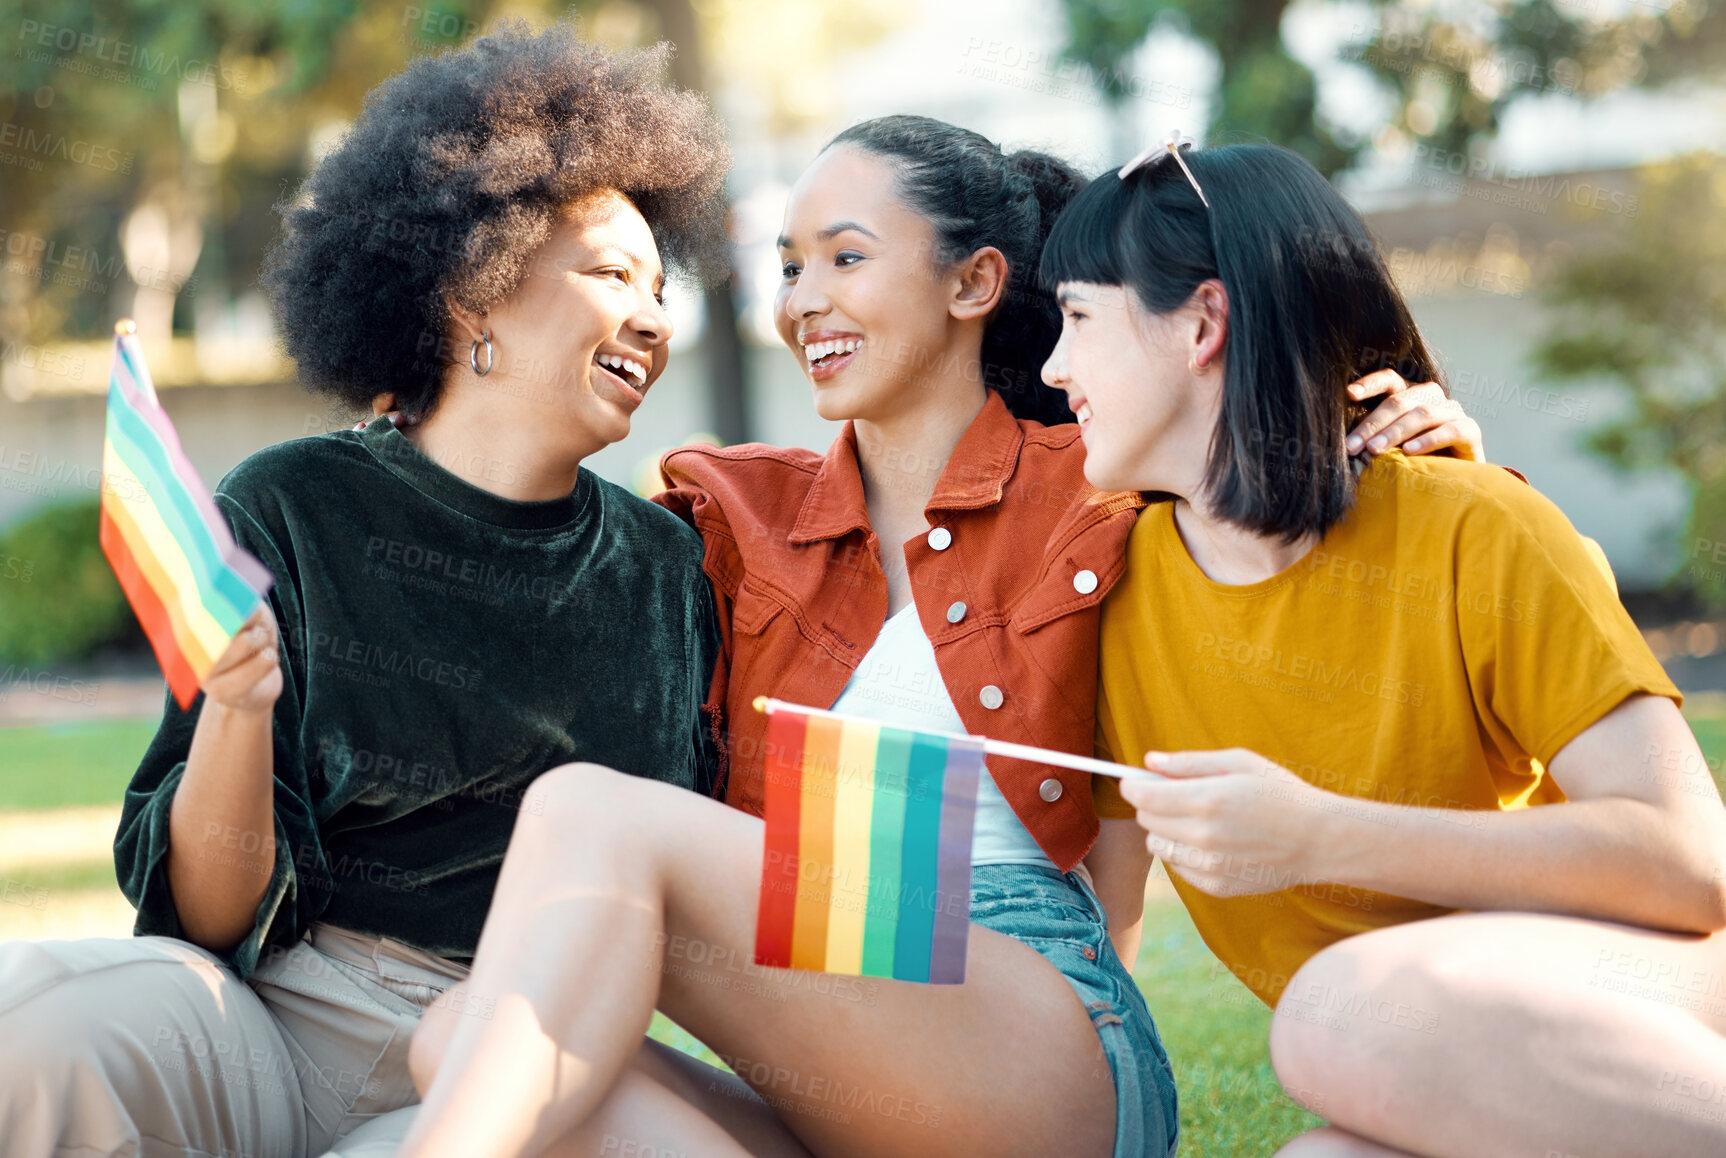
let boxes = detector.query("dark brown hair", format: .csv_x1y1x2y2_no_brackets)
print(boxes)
828,115,1086,426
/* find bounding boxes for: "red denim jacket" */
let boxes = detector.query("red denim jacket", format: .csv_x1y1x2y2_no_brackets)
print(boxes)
653,391,1142,872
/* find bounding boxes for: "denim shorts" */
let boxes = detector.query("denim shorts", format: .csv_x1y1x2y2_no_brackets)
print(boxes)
968,862,1179,1158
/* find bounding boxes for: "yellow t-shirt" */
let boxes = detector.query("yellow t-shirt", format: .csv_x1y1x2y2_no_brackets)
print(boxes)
1093,452,1679,1007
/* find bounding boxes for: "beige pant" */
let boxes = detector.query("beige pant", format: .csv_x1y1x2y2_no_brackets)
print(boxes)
0,925,462,1158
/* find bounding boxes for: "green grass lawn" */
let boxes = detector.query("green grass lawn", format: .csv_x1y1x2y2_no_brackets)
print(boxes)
0,718,158,810
1133,902,1322,1153
1686,714,1726,800
6,707,1726,1156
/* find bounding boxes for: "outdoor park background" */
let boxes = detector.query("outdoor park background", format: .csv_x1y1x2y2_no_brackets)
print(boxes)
2,0,1725,1152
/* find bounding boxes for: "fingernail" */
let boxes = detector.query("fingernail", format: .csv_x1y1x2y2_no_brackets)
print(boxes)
1144,751,1170,771
1406,438,1423,452
1368,435,1387,452
1345,435,1362,453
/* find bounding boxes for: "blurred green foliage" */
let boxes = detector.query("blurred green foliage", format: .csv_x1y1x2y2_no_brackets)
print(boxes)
1057,0,1726,176
0,498,138,663
1534,153,1726,606
0,0,575,345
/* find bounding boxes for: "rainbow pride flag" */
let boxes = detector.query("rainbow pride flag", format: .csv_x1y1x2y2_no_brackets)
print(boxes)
98,322,273,710
754,699,983,984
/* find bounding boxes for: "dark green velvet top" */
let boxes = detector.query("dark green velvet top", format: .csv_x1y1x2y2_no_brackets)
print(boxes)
116,417,721,979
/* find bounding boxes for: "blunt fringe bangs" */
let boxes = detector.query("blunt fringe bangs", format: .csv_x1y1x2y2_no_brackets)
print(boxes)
1040,143,1442,541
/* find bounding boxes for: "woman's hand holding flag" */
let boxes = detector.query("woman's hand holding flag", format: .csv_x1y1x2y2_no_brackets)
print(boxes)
1118,749,1337,898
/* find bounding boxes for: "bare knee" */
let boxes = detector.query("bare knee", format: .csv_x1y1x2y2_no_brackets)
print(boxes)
408,1000,460,1097
1269,931,1455,1107
519,762,637,835
522,762,694,848
1268,943,1358,1104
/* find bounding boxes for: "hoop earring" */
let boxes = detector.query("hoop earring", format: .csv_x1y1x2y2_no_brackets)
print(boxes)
470,331,493,377
1188,356,1202,374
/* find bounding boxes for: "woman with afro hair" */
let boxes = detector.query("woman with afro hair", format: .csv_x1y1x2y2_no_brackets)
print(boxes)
0,23,816,1158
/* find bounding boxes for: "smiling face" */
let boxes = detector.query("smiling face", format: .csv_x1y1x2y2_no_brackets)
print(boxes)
1042,281,1224,494
773,145,980,424
464,188,673,455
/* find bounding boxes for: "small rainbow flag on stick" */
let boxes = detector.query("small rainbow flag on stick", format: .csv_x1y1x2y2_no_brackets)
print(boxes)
752,697,1153,986
753,696,986,984
99,321,273,710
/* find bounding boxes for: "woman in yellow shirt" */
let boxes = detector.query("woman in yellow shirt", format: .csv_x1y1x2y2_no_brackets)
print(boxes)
1041,138,1726,1157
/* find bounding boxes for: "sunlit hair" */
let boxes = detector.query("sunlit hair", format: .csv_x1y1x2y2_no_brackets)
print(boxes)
1041,142,1443,540
828,116,1085,426
263,22,729,419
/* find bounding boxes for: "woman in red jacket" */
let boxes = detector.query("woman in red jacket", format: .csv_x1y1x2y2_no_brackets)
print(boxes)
394,118,1481,1158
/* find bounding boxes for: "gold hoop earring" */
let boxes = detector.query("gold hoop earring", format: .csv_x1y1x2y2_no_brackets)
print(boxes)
470,331,494,377
1188,356,1202,374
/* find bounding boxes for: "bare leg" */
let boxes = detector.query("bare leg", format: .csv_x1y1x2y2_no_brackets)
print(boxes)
413,1002,811,1158
1274,1126,1421,1156
1268,911,1726,1157
400,763,1117,1158
539,1040,815,1158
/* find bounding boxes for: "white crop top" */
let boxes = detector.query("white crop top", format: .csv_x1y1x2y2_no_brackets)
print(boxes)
830,604,1058,870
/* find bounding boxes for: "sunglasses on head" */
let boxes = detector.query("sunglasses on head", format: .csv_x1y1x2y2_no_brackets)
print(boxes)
1117,131,1209,208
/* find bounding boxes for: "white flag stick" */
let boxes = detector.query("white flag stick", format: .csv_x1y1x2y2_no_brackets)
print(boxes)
752,696,1158,780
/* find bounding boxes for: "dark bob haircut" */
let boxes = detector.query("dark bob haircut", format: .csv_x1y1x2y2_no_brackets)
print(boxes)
827,116,1085,427
1040,142,1442,541
262,22,729,418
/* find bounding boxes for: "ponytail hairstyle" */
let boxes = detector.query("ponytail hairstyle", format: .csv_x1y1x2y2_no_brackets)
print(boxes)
1040,142,1443,541
826,116,1084,426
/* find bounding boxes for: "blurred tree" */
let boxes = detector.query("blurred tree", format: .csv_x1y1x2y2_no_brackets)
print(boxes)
1533,153,1726,606
1056,0,1726,175
0,0,911,444
632,0,914,442
636,0,748,444
0,0,417,349
1059,0,1349,172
